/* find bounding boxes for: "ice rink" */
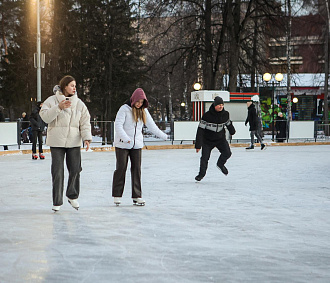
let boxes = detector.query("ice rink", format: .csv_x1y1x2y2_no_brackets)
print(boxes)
0,145,329,282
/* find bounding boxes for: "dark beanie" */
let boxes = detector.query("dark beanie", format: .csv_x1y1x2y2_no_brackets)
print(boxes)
214,96,224,106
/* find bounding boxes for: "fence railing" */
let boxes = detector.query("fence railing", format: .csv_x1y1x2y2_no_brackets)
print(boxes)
1,120,330,149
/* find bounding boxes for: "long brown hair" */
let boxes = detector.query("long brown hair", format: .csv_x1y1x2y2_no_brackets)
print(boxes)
59,75,75,94
132,106,146,124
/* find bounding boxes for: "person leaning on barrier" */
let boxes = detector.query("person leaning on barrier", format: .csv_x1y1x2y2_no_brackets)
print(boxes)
194,96,236,182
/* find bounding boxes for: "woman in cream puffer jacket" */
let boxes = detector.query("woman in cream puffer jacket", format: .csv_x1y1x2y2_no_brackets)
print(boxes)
40,75,92,212
112,88,167,206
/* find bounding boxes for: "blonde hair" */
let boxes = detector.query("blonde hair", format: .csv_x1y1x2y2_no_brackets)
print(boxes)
132,106,146,124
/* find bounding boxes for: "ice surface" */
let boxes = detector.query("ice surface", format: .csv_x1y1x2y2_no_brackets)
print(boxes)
0,145,329,282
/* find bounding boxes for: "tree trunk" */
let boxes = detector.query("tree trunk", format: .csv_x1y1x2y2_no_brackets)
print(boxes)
228,0,241,92
324,0,329,134
286,0,292,141
204,0,213,89
1,12,9,63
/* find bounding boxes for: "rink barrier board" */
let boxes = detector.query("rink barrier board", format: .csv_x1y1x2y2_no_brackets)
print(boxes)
0,122,18,145
2,142,330,156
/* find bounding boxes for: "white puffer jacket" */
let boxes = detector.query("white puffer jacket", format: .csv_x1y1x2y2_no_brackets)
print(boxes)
40,91,92,148
114,103,167,149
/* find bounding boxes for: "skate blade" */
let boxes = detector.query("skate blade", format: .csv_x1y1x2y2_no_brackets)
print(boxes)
68,200,79,210
115,203,120,206
133,202,145,206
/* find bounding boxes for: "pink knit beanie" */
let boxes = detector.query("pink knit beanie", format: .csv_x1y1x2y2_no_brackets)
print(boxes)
130,88,149,108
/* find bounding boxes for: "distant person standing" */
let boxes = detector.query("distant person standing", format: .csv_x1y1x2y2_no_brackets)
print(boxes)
245,100,266,150
0,106,8,150
40,75,92,212
30,102,46,159
275,112,287,142
21,112,30,130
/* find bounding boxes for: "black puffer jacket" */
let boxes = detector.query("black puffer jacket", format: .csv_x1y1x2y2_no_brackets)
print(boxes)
195,104,235,149
30,105,46,131
245,103,258,131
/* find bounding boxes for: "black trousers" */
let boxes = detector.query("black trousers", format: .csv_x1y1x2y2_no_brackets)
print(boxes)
112,147,142,198
32,130,43,154
199,140,232,177
50,147,82,206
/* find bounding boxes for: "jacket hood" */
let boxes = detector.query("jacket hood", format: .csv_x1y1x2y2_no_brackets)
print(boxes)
130,88,148,108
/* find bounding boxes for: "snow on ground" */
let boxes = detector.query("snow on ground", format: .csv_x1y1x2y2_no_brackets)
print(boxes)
0,145,329,282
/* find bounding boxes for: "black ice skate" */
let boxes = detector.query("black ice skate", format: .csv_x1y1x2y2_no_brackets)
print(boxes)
261,144,266,150
195,174,204,182
245,145,254,150
217,164,228,175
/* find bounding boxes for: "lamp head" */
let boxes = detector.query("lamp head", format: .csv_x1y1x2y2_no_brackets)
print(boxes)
193,82,202,91
263,73,271,82
275,73,283,82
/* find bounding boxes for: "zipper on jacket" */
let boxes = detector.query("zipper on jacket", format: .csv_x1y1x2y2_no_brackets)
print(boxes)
131,121,137,149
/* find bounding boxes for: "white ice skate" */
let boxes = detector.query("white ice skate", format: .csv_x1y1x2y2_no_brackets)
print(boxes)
114,197,122,206
132,198,145,206
52,205,61,212
68,198,79,210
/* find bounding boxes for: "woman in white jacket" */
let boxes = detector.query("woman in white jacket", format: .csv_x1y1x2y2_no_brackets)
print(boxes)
112,88,167,206
40,75,92,212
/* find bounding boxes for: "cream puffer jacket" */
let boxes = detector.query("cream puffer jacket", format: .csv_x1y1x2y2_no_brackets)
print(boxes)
114,103,167,149
40,91,92,148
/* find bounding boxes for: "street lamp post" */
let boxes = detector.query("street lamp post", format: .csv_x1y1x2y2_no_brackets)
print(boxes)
33,0,45,103
263,73,283,141
36,0,41,102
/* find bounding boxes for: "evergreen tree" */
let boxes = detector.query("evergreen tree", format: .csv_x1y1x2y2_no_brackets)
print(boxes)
0,0,36,118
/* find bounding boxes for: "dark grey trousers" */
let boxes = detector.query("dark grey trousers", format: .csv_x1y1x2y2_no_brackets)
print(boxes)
50,147,82,206
250,130,263,145
112,147,142,198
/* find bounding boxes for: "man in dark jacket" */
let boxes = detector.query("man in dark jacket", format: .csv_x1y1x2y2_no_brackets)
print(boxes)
275,112,287,142
30,102,46,159
195,96,235,181
0,106,8,150
245,100,265,150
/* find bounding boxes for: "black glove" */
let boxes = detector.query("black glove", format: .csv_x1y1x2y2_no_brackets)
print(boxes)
226,121,236,135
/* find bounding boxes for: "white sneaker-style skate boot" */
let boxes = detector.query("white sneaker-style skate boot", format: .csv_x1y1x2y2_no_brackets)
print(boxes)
132,198,145,206
114,197,121,206
68,198,79,210
52,205,61,212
